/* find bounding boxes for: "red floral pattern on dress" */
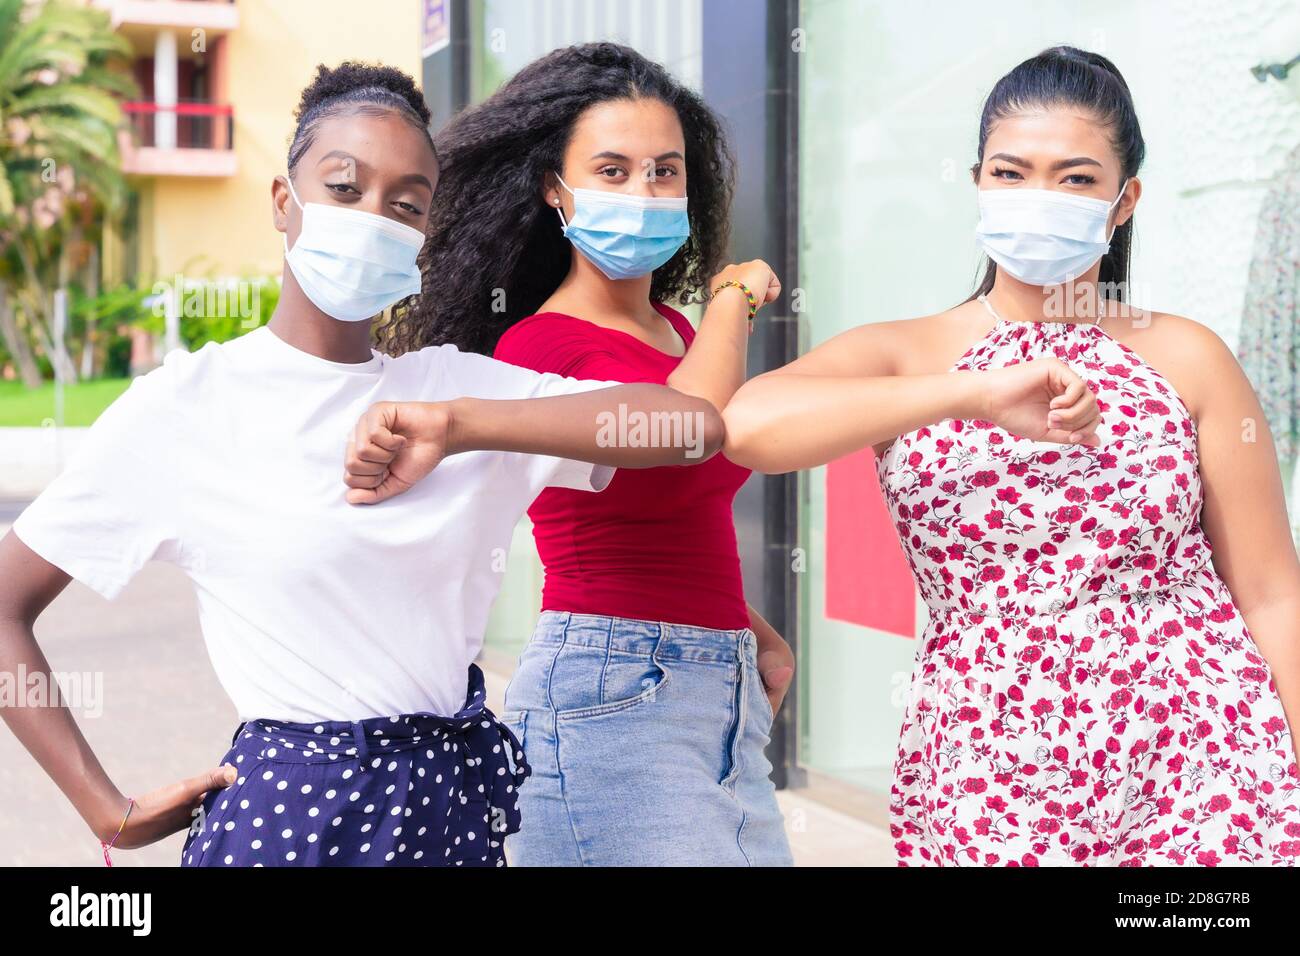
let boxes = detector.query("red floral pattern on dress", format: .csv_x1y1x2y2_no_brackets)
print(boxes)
880,318,1300,866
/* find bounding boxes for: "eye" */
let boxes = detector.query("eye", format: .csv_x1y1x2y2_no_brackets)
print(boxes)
325,182,359,196
1062,173,1097,186
393,200,424,216
654,165,678,180
596,164,627,179
990,166,1022,181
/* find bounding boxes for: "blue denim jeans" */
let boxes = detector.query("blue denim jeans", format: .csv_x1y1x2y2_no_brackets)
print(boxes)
500,611,793,866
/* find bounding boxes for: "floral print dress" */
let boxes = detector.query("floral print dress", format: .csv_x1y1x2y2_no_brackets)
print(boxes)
880,313,1300,866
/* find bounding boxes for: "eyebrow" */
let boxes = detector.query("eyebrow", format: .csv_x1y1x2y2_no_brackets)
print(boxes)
316,150,434,192
986,152,1103,171
394,172,435,192
317,150,365,172
589,150,685,162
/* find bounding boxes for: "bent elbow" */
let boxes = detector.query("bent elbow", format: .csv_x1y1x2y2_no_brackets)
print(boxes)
688,398,724,463
721,401,776,473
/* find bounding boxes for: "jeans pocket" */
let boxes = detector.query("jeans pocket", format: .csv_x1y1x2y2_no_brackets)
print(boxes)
555,651,671,722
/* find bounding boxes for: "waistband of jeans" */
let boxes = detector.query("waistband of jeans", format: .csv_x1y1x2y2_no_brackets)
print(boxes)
532,610,756,665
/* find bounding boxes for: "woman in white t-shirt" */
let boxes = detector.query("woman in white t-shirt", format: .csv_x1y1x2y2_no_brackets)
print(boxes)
0,63,722,867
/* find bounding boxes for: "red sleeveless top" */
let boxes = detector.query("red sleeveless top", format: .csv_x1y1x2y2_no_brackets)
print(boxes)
493,303,751,629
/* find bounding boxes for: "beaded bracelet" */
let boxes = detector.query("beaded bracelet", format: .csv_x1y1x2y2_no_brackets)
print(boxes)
101,796,135,867
713,279,758,328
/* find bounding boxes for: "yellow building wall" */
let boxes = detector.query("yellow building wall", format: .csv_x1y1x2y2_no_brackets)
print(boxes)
141,0,423,280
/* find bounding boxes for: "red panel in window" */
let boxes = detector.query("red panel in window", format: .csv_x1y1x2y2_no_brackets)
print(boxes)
824,448,917,638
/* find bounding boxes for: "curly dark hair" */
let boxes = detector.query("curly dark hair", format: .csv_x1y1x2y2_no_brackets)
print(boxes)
379,42,735,356
287,61,434,176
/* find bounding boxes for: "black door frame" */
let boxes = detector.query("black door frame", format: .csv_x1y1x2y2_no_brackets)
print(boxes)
421,0,472,132
702,0,804,789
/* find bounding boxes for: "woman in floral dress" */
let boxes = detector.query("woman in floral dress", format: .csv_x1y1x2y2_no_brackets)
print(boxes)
722,46,1300,866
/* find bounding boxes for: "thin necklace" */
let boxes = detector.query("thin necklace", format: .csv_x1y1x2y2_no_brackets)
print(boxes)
977,293,1104,329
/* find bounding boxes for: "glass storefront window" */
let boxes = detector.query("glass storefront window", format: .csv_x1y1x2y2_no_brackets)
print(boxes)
470,0,702,100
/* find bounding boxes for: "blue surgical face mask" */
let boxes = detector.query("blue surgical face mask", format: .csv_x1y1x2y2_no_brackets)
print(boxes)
553,174,690,281
282,175,424,322
975,179,1129,287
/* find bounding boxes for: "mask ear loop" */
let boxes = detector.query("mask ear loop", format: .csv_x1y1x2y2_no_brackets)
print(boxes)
1096,177,1133,323
1104,177,1130,244
552,173,574,230
282,174,305,254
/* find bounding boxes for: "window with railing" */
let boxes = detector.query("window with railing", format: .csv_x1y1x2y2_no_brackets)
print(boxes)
122,100,234,150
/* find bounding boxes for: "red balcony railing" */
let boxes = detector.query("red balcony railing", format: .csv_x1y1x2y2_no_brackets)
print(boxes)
122,100,234,151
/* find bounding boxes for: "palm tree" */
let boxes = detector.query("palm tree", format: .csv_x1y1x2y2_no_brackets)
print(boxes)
0,0,134,386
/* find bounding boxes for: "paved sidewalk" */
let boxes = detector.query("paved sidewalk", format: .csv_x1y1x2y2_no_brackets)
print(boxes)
0,519,891,867
0,429,89,500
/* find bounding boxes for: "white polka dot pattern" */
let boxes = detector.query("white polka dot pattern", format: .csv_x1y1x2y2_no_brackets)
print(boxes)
180,665,528,867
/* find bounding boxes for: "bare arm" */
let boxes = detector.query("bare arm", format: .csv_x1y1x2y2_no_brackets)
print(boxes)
0,532,119,837
345,383,724,504
666,260,781,411
445,383,722,464
726,368,989,473
1189,326,1300,760
0,530,235,848
723,322,1101,474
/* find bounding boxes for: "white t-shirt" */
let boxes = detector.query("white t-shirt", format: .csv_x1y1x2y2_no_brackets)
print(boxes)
13,326,616,722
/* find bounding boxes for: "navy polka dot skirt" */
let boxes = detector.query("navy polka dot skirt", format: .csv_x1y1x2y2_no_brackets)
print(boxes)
180,665,529,867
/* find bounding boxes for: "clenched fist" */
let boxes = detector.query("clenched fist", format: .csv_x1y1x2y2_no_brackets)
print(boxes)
711,260,782,312
982,357,1102,447
345,401,452,505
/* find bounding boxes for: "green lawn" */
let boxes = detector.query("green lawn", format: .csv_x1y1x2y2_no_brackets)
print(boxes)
0,377,132,427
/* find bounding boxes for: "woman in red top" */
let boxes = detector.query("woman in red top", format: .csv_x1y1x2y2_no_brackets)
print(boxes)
380,43,794,865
